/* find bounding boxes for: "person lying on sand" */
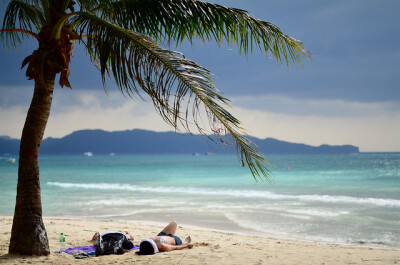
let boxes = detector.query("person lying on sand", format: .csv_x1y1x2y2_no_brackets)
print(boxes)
139,221,193,255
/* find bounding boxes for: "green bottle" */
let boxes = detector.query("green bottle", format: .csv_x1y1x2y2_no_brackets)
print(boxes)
59,232,66,252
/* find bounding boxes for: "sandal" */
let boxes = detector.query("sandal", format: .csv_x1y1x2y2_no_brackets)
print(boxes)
74,252,89,259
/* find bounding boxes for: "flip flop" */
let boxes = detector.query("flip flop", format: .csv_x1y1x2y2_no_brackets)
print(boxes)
74,252,89,259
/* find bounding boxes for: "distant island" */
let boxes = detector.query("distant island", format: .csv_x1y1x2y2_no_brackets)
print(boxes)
0,129,359,155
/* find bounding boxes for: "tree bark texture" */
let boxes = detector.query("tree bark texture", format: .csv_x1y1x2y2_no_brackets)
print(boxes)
9,71,56,255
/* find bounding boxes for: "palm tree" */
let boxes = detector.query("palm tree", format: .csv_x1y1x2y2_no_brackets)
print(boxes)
1,0,309,255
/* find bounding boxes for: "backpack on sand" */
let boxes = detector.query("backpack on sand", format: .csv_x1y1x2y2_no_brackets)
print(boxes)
95,232,133,256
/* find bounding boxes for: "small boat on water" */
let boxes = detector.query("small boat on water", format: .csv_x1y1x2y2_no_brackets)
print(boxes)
84,152,93,157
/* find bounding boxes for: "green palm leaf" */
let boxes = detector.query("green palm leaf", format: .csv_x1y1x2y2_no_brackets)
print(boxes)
1,0,310,181
1,0,44,49
94,0,310,66
72,12,272,180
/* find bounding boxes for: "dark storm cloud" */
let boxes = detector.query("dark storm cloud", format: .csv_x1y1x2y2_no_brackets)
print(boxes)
1,0,399,103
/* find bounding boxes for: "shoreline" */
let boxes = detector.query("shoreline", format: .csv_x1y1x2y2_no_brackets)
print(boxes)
1,216,399,264
57,211,400,250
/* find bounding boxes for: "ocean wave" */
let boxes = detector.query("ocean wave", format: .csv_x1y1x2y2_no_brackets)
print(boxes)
46,182,400,207
87,198,188,207
88,199,133,206
287,209,350,218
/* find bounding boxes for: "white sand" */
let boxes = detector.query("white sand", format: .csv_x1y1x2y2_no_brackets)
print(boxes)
0,216,398,264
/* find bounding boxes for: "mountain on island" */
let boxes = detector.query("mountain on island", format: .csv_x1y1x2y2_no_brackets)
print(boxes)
0,129,359,155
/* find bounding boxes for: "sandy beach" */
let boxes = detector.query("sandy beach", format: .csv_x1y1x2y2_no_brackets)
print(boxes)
0,216,398,264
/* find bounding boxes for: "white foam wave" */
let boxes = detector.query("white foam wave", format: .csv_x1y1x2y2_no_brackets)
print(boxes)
88,199,131,206
135,199,163,204
287,209,350,218
47,182,400,207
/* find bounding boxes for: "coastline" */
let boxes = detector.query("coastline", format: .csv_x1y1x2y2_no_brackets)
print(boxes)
75,210,400,249
0,216,398,264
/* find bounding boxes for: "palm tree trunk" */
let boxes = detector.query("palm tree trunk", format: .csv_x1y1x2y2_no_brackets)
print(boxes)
8,71,56,255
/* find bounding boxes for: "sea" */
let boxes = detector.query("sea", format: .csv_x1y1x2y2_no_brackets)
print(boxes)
0,153,399,248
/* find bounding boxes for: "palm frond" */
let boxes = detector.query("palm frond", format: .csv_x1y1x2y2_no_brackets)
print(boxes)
96,0,310,66
72,12,272,180
1,0,44,49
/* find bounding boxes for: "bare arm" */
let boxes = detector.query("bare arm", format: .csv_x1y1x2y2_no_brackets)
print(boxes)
158,243,193,252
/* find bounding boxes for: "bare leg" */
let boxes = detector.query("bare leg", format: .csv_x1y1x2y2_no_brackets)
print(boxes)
160,221,178,235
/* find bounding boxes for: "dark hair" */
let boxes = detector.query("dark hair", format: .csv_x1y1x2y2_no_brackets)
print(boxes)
139,241,155,255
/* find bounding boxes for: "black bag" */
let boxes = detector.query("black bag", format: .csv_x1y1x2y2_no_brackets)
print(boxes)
95,232,133,256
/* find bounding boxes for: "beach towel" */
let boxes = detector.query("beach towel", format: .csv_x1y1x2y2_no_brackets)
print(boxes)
54,244,139,255
53,245,97,255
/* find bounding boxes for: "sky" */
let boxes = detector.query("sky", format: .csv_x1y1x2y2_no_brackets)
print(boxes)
0,0,399,152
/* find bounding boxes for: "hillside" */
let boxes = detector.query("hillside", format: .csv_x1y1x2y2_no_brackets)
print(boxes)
0,129,359,155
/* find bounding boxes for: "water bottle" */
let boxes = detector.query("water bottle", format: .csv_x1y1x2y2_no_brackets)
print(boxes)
59,232,66,252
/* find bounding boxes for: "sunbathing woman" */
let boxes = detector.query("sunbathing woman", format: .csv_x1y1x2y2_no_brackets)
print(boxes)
139,221,193,255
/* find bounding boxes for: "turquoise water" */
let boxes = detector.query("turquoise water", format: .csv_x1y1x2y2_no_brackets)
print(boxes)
0,153,399,248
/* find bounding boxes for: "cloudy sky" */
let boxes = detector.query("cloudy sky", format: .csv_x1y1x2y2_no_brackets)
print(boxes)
0,0,399,152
